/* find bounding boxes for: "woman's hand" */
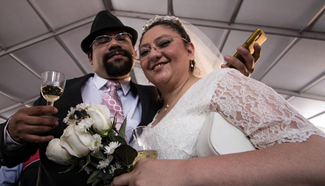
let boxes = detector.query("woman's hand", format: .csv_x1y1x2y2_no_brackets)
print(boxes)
111,158,189,186
222,43,261,77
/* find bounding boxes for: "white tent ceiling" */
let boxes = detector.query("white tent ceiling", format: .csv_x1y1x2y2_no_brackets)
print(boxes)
0,0,324,131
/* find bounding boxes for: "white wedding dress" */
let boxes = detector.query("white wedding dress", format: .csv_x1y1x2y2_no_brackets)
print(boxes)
145,69,325,159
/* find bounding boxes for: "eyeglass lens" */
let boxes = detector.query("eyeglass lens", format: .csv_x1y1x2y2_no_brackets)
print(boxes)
90,33,131,48
138,36,187,61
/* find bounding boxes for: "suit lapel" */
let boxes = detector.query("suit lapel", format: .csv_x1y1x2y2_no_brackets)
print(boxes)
65,74,94,107
51,74,93,137
130,82,161,126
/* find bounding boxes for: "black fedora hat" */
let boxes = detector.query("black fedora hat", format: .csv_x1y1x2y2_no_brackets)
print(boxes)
81,10,138,53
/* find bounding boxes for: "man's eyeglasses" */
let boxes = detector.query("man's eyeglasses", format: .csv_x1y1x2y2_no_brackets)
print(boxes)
89,32,132,49
137,35,189,62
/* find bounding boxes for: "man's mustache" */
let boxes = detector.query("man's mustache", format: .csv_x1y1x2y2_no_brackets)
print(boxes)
104,49,128,60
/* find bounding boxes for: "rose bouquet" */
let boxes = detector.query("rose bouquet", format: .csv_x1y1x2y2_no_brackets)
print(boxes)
45,103,137,186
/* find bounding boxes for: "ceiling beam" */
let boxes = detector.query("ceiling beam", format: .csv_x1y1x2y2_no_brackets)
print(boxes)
0,16,94,57
273,87,325,102
0,90,21,103
299,71,325,93
27,0,53,31
218,29,230,52
1,10,325,58
260,7,325,102
0,43,6,50
258,38,300,81
102,0,114,12
228,0,243,24
0,96,39,117
219,0,243,52
167,0,175,16
27,0,88,75
0,116,6,121
285,70,325,102
54,36,88,74
299,5,325,34
9,53,41,79
308,110,325,120
113,11,325,40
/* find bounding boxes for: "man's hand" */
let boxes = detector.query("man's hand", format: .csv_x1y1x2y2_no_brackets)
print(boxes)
222,43,261,77
7,106,59,144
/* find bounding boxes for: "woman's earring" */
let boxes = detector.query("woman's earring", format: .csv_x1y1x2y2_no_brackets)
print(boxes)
190,60,195,68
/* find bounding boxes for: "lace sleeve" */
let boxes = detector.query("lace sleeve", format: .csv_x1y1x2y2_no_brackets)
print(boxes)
210,70,325,149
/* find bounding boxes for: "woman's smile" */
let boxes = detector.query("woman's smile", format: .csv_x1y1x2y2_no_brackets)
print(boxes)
151,61,170,71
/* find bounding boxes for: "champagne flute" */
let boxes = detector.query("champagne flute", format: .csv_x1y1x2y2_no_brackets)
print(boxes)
128,126,158,164
40,71,66,106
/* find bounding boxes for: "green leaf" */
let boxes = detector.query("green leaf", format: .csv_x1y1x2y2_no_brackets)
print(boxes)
91,150,106,160
59,163,76,174
111,135,127,145
101,130,109,137
102,173,114,180
77,155,91,173
114,144,138,165
118,118,127,139
91,178,101,186
98,172,113,183
88,161,99,168
87,170,100,184
93,127,109,137
112,114,118,131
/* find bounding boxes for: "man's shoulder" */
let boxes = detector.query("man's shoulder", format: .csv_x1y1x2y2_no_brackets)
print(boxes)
64,74,94,89
67,73,94,83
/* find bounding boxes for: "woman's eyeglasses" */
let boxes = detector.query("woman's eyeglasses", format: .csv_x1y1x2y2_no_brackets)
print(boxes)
137,36,189,62
89,32,132,49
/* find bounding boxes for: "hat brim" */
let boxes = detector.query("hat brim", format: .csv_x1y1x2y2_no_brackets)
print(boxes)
81,25,138,53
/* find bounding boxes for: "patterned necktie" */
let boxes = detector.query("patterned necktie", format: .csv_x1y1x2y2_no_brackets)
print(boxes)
102,81,124,130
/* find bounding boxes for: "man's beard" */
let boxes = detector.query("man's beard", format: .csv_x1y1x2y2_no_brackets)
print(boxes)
103,48,133,78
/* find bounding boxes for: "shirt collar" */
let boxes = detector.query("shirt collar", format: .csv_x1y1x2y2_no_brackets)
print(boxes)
93,73,131,96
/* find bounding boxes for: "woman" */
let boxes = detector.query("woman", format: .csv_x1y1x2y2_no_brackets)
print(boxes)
112,16,325,186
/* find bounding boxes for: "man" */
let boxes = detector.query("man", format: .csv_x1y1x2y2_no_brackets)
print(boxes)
0,10,260,186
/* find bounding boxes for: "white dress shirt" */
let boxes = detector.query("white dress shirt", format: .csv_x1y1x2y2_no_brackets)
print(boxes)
82,74,141,140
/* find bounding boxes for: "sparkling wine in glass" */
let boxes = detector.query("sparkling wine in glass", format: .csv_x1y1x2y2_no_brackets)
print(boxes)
128,126,158,164
41,71,66,106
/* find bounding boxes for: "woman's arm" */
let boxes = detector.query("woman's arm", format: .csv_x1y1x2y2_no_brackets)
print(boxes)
112,135,325,186
186,135,325,186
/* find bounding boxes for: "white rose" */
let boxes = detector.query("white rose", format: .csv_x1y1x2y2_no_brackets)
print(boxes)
86,105,111,132
46,138,73,165
60,124,92,158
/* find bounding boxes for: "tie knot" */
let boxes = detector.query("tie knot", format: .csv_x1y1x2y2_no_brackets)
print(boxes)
106,81,121,90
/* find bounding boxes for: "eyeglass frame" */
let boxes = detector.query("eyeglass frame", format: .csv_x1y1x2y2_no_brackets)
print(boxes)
89,32,133,49
137,35,189,61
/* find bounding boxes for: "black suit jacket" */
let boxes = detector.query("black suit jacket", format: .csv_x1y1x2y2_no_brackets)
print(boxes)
0,74,161,186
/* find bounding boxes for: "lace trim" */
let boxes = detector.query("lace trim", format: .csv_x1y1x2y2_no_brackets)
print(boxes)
210,70,325,149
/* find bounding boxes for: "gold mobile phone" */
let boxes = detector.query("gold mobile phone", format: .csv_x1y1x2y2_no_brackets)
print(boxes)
227,28,267,68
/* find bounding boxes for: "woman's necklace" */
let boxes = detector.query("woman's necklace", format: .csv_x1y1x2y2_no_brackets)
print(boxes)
164,75,191,111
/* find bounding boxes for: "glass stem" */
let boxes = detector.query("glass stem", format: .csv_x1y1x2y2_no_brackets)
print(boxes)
47,101,54,106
